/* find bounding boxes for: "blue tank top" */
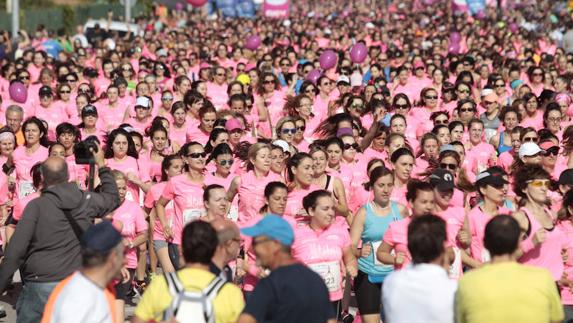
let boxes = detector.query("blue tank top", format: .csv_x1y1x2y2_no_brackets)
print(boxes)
357,201,401,276
497,131,512,154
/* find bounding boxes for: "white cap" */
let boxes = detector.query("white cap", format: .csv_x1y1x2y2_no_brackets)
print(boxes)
156,48,168,57
337,75,350,84
272,140,290,153
365,22,375,29
519,142,545,159
480,88,494,97
135,96,151,109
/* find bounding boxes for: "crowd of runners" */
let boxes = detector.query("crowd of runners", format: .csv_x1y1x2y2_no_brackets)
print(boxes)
0,0,571,322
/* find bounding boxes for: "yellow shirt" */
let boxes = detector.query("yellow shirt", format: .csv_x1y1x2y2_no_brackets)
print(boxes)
455,262,564,323
134,267,244,323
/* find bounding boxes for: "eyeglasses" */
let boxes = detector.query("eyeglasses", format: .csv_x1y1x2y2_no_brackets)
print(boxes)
543,147,559,156
162,97,174,101
296,126,306,132
187,152,207,158
263,80,275,84
435,119,448,125
546,117,561,124
343,143,359,150
395,104,409,110
219,159,234,166
59,90,71,94
460,108,474,113
527,179,550,188
281,128,296,135
440,163,457,171
523,136,538,142
305,88,316,93
425,95,438,100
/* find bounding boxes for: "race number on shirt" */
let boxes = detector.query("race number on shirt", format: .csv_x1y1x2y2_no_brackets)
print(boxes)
308,261,341,293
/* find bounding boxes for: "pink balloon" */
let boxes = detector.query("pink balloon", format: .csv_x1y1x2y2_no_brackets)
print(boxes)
424,0,437,4
245,35,262,51
509,23,518,33
187,0,207,6
319,50,337,70
448,43,460,55
349,43,367,64
306,69,322,85
9,82,27,104
475,11,486,20
175,2,184,10
450,32,461,43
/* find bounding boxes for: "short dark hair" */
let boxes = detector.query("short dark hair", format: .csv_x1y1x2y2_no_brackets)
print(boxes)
484,215,521,257
406,179,433,203
302,190,332,213
408,214,446,264
203,184,225,202
181,221,218,264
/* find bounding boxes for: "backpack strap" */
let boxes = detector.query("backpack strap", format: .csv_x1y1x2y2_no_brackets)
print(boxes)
204,276,226,298
165,271,183,294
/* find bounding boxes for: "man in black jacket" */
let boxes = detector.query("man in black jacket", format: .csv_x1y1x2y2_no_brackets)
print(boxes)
0,144,120,323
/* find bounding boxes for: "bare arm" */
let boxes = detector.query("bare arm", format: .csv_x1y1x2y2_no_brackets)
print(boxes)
227,176,240,202
332,177,351,223
236,313,258,323
349,207,366,258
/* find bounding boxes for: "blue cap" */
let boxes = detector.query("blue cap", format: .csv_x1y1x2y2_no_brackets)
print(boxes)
81,221,122,253
241,215,294,246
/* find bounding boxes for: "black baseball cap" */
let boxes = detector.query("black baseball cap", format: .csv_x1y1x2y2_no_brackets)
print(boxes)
81,105,98,118
429,169,455,191
476,167,509,187
39,86,53,97
81,221,122,253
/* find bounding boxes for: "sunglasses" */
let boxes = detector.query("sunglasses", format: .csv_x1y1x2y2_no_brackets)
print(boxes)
483,101,496,106
543,147,559,156
349,104,364,110
281,128,296,135
263,80,275,84
296,126,306,132
527,179,550,188
187,152,207,159
440,163,457,171
532,73,543,76
162,97,174,101
523,136,538,142
59,90,71,94
122,68,132,72
494,83,505,88
425,95,438,100
305,88,316,93
321,82,332,86
435,119,448,125
395,104,409,109
460,108,474,113
343,143,359,150
20,76,30,80
281,63,290,67
219,159,234,166
457,89,470,94
216,73,226,76
67,79,77,82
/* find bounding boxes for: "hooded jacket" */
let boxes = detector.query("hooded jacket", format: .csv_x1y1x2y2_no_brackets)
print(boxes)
0,166,120,292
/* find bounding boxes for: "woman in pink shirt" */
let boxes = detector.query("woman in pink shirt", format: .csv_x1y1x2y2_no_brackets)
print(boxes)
544,103,564,140
156,141,207,245
377,180,436,270
140,123,170,182
293,190,358,313
99,85,128,131
10,117,49,199
390,148,415,206
186,105,216,146
513,165,566,282
275,117,298,155
126,96,154,135
52,83,74,121
169,101,188,149
283,152,320,222
228,143,283,225
156,90,175,123
556,190,573,318
204,143,239,222
78,105,106,143
67,93,90,125
34,86,67,141
253,73,284,138
104,128,151,203
526,66,545,97
414,133,439,177
144,154,184,274
110,170,148,323
284,94,319,140
310,146,351,217
520,93,544,129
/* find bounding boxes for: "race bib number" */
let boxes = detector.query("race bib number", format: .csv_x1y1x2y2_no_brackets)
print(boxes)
308,261,341,293
183,208,203,224
19,181,35,199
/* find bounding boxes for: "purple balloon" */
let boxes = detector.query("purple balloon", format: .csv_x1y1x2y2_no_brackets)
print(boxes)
450,32,461,43
475,11,486,20
349,43,367,64
448,43,461,55
9,82,27,104
175,2,184,10
509,23,518,33
187,0,207,6
245,35,262,51
424,0,437,4
306,69,322,85
319,50,337,70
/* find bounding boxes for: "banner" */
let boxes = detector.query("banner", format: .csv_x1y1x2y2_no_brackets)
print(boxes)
214,0,256,18
466,0,486,14
262,0,289,18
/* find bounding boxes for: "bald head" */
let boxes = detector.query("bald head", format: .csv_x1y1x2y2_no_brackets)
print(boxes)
211,219,240,245
41,157,69,187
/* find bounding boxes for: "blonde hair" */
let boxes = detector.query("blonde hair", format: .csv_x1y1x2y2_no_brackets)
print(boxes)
246,142,271,171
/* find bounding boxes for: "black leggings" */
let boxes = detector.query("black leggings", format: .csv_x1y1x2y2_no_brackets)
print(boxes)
354,270,382,315
115,268,135,300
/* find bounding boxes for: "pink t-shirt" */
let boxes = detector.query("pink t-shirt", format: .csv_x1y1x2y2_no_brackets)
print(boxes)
518,207,566,281
284,185,321,222
468,206,511,263
292,222,351,301
236,171,282,225
466,142,496,174
99,103,129,131
106,156,150,203
558,220,573,304
436,206,465,247
112,199,148,268
13,191,39,221
520,111,544,129
204,172,239,222
144,182,176,242
206,82,229,110
383,216,413,270
12,145,49,199
186,126,210,146
33,104,68,141
161,173,205,245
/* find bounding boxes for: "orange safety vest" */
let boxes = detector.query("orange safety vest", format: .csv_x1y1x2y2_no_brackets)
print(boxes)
41,272,117,323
